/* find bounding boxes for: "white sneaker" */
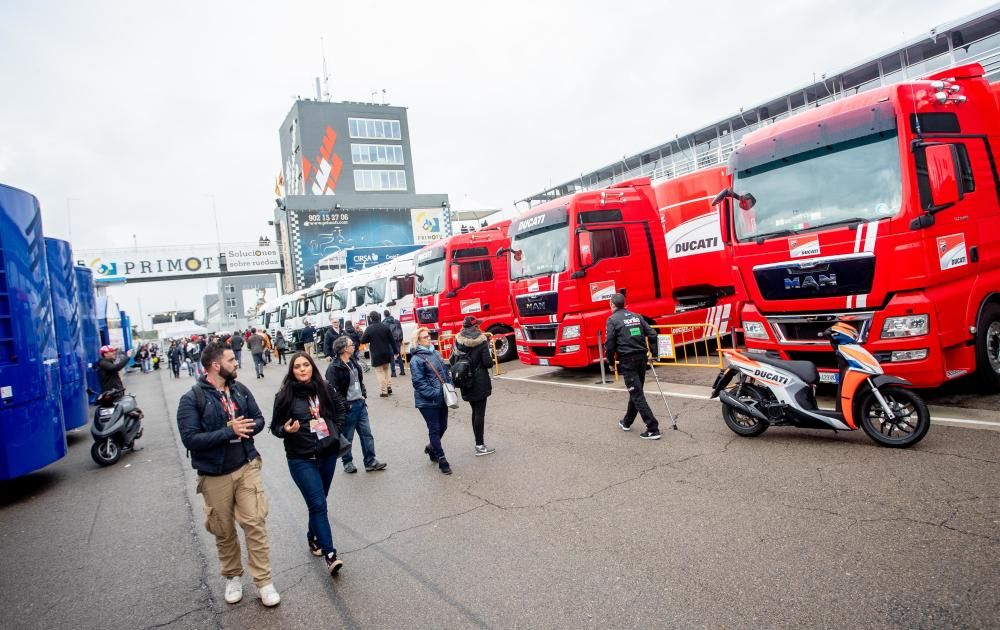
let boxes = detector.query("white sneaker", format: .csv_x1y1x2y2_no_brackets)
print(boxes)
258,583,281,607
224,576,242,604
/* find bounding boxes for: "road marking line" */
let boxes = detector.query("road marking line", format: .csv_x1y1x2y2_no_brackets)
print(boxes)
498,375,1000,429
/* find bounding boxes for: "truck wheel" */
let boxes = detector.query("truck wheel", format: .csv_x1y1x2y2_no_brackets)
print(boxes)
489,327,517,363
975,302,1000,392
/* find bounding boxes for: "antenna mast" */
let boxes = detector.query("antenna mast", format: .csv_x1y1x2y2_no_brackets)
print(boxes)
320,37,331,101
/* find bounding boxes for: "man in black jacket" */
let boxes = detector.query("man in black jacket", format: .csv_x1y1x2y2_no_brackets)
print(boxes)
325,335,386,474
97,345,133,392
360,311,399,397
230,331,245,368
175,343,281,607
382,309,405,376
605,292,661,440
300,320,317,355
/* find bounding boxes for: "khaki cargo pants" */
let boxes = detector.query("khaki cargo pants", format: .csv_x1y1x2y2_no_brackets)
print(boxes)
196,457,273,587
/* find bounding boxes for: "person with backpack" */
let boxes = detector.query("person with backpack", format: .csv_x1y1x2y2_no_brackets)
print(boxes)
382,309,405,376
175,343,281,608
449,316,496,456
275,331,289,365
409,327,454,475
360,311,398,397
270,351,347,577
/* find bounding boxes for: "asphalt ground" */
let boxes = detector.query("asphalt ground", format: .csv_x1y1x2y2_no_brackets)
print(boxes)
1,357,998,629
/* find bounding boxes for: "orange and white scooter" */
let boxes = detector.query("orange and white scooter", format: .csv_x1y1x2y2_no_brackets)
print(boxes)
710,323,930,448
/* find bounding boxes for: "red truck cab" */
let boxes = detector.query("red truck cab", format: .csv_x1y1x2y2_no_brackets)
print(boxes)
413,222,517,361
654,166,742,337
721,62,1000,389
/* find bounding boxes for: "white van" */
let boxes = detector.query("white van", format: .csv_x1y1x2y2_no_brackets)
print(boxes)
358,252,418,344
328,266,379,333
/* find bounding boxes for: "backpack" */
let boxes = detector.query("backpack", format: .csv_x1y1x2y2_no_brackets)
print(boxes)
450,347,474,389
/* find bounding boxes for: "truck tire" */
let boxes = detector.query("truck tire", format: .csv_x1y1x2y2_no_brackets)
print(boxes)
975,301,1000,392
488,326,517,363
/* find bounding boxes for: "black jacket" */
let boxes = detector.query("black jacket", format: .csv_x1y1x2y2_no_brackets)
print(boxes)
383,315,404,344
230,335,244,351
97,353,130,392
300,325,316,344
270,382,347,459
450,328,493,402
361,321,399,367
176,377,266,475
605,308,657,362
326,356,368,401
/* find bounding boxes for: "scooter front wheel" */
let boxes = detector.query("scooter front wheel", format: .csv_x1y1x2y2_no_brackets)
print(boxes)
858,385,930,448
722,384,769,437
91,438,122,466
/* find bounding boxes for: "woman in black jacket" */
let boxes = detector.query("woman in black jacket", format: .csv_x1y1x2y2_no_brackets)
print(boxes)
449,317,496,456
270,352,348,576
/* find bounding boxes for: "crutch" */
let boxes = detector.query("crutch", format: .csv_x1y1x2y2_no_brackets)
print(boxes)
647,356,678,430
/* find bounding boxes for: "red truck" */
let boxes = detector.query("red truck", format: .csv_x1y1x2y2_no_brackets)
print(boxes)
509,173,741,367
413,221,518,361
716,62,1000,389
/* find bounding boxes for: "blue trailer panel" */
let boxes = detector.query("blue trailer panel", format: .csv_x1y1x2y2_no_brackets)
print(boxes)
0,184,66,479
75,266,102,403
45,238,89,430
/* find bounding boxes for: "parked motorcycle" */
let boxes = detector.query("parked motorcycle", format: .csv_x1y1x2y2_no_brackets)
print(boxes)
711,323,930,448
90,389,144,466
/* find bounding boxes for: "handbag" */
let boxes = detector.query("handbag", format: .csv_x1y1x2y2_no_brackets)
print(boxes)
425,355,460,409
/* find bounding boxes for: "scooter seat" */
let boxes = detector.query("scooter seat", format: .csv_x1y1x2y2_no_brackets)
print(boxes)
753,356,819,385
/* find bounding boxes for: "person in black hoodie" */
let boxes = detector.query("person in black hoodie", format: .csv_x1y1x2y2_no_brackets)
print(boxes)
270,352,348,576
360,311,399,397
449,316,496,456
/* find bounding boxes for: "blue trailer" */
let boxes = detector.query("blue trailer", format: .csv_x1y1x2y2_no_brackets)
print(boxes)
45,238,89,431
0,184,66,479
75,266,102,403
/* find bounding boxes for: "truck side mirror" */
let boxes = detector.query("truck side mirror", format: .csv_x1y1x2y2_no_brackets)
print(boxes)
926,144,961,209
578,230,594,268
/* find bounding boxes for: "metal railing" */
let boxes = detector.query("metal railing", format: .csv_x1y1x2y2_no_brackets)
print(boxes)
611,323,737,382
525,38,1000,205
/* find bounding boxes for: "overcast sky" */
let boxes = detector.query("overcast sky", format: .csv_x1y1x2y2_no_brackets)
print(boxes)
0,0,992,325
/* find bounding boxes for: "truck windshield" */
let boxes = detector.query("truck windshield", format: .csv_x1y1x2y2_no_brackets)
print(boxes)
365,278,387,304
732,132,902,242
416,256,445,296
332,289,347,311
510,224,569,279
305,295,323,314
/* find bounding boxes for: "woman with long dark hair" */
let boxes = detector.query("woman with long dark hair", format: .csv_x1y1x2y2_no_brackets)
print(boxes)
270,352,347,576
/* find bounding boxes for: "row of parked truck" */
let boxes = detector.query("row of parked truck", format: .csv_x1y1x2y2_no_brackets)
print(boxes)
263,62,1000,391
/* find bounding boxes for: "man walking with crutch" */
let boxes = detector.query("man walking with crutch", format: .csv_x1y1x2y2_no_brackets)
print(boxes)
605,292,661,440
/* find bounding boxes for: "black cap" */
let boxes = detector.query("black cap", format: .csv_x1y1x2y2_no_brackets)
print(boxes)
463,315,483,328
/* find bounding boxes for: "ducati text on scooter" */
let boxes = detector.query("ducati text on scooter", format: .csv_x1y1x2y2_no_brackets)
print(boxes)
710,323,930,448
90,389,144,466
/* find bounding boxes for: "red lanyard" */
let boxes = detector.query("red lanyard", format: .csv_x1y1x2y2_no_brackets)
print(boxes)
220,390,236,421
308,396,320,419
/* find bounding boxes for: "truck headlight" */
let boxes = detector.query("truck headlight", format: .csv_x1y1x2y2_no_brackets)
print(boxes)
882,315,929,338
562,325,581,340
743,321,768,340
560,344,581,353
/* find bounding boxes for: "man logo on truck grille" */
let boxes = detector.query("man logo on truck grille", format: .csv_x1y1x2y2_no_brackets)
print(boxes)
784,274,836,291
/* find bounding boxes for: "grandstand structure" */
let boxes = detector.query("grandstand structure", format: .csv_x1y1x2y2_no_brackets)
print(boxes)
517,4,1000,208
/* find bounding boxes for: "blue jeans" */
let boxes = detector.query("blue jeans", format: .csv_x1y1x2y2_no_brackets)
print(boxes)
234,349,242,367
252,352,265,377
286,455,338,556
419,405,449,462
390,353,405,376
342,400,376,467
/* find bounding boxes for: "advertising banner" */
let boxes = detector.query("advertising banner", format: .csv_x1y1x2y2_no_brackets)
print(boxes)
77,245,220,282
293,208,414,286
411,208,445,244
243,287,279,318
225,246,282,272
345,244,423,272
